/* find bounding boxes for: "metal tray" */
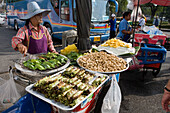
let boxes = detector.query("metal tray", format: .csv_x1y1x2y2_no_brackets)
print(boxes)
25,69,109,111
77,55,129,74
15,54,70,76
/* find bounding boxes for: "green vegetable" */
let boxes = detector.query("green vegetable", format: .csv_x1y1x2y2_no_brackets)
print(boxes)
25,63,35,70
91,48,99,52
43,61,55,68
35,64,45,70
41,63,51,70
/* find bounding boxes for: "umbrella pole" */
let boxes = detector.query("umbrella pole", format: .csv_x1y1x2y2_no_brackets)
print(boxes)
132,0,140,47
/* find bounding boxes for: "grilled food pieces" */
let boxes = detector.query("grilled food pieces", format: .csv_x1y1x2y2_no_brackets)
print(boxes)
33,66,107,107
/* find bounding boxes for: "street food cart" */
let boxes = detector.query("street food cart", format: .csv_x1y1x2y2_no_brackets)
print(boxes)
2,46,129,113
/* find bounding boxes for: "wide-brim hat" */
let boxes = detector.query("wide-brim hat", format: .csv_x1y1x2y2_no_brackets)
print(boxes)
20,2,51,21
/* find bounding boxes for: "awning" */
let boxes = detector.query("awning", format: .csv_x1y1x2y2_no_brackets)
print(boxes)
133,0,170,6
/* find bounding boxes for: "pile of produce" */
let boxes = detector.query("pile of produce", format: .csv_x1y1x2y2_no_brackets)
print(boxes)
33,66,107,107
23,52,68,71
78,51,127,72
101,38,131,48
60,44,82,65
60,44,79,55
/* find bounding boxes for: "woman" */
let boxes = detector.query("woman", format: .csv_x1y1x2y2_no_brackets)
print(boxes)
12,2,57,55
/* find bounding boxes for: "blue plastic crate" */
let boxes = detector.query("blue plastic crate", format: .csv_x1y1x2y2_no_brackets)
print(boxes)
137,43,167,65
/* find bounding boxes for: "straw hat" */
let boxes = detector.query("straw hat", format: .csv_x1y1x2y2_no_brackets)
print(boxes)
20,2,51,21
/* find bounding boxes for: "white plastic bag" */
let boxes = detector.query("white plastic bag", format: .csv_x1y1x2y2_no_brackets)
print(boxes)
101,75,121,113
0,67,21,110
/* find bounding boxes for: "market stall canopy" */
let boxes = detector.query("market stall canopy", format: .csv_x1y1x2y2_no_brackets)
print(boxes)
75,0,92,51
133,0,170,6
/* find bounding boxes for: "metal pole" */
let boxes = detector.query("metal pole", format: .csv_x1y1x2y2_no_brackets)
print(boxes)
132,0,140,47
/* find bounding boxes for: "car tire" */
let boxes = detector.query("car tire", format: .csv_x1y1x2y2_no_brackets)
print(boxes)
14,21,18,31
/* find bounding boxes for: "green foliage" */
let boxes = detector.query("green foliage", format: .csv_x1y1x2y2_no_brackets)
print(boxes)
164,7,170,22
141,3,163,19
115,0,128,17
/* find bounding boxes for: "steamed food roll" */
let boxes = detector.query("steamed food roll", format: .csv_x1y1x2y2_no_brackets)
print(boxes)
34,76,49,87
70,95,85,107
60,84,73,92
69,76,78,83
62,89,72,97
73,79,81,85
66,89,78,100
73,91,83,99
61,77,70,83
77,70,85,76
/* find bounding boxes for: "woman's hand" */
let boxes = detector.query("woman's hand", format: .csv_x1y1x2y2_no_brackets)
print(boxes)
17,43,27,55
52,51,58,54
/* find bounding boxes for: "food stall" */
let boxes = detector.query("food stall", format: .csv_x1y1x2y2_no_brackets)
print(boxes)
2,0,169,113
2,41,132,113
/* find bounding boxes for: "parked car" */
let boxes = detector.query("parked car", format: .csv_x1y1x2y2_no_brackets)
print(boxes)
0,13,6,25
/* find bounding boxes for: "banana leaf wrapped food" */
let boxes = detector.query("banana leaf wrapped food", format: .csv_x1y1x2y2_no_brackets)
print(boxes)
32,66,107,108
69,95,86,107
92,76,106,87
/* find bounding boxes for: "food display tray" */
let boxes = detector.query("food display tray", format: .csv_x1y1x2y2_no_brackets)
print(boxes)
15,54,70,76
25,69,109,111
77,55,129,74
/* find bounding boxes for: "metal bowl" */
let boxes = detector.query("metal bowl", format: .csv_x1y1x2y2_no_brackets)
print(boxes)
77,55,129,74
15,54,70,76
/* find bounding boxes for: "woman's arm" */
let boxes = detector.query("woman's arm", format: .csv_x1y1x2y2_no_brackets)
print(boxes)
12,27,26,50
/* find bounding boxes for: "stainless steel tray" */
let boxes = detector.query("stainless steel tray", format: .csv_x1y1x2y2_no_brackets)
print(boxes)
25,69,109,111
77,55,129,74
15,54,70,76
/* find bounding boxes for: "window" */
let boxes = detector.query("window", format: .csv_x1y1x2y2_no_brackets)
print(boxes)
60,0,70,21
50,0,59,15
72,0,76,22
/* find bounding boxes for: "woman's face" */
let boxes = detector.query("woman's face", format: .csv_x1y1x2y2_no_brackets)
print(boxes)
31,13,43,25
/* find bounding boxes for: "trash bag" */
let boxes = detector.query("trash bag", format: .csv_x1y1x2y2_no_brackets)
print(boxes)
101,75,121,113
0,67,21,110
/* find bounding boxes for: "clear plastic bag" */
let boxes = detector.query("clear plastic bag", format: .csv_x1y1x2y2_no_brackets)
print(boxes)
101,75,121,113
0,67,21,110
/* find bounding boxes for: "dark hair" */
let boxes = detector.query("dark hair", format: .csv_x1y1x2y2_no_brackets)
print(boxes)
123,11,131,18
25,19,30,25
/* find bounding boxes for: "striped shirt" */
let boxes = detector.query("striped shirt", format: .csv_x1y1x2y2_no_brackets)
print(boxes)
12,22,56,53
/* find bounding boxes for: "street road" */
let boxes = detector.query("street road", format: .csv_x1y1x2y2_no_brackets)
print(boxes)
0,24,170,113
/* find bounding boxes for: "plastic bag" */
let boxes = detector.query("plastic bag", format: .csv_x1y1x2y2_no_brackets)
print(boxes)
0,67,21,110
101,75,121,113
